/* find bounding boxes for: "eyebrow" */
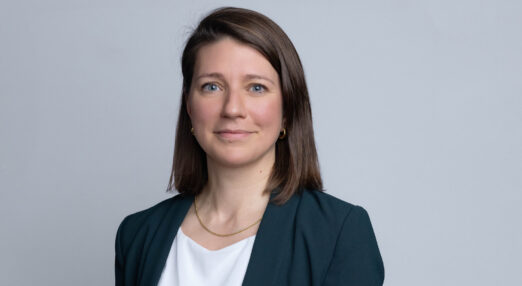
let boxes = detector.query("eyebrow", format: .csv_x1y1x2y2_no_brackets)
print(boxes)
244,74,276,85
194,72,276,86
194,72,225,82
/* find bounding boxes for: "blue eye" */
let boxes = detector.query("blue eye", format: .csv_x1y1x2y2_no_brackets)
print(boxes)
202,83,220,92
250,84,266,93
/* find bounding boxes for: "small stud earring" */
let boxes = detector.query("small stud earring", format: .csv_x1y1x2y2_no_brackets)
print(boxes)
190,127,194,134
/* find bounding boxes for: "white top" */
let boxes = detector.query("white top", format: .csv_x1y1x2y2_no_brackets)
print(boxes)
157,228,256,286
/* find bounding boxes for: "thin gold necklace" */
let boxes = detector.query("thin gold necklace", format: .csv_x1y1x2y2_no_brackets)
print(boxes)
194,195,263,237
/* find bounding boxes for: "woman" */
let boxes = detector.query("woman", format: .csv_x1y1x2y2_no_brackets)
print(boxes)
115,7,384,286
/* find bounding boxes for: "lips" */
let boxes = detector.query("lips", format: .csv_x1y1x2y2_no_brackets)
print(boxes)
215,129,254,140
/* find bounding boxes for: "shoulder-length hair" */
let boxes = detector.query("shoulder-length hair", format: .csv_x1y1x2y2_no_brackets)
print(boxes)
167,7,322,204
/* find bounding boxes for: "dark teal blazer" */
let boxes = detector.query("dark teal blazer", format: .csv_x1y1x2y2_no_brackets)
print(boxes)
115,189,384,285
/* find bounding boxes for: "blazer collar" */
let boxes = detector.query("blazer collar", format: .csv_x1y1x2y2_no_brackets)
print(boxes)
141,191,300,286
242,192,300,286
139,194,193,286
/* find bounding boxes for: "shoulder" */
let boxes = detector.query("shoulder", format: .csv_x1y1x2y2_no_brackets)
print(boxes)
295,190,384,284
293,189,379,255
295,189,366,226
291,189,373,246
114,193,193,284
116,193,189,249
298,188,355,211
118,195,176,229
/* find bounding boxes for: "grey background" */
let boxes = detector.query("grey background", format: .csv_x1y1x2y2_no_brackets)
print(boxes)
1,0,520,285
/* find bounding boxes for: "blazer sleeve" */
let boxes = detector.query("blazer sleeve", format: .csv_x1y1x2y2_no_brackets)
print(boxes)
322,206,385,286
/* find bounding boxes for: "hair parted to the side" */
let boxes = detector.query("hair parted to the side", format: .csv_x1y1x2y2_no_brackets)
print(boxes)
167,7,322,204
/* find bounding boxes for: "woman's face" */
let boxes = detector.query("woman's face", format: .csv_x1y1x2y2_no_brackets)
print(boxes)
187,37,283,168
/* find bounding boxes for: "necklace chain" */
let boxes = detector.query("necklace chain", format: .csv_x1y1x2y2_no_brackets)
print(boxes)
194,195,263,237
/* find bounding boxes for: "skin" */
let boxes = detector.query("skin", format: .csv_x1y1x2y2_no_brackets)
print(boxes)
180,37,284,250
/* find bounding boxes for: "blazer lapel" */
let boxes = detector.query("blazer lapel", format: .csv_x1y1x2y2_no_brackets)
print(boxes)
242,193,300,286
139,194,193,286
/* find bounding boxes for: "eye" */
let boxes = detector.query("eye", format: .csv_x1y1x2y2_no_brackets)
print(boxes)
250,84,266,93
201,83,221,92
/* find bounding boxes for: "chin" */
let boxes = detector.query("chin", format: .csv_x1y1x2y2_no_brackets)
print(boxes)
207,148,275,169
210,154,259,168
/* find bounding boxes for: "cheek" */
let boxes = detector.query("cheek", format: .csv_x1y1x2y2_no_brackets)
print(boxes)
250,99,283,130
189,101,219,128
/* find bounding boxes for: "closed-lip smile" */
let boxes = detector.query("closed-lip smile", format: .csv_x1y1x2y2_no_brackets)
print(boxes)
215,129,254,140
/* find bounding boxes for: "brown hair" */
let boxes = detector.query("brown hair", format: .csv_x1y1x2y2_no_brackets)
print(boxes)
167,7,322,204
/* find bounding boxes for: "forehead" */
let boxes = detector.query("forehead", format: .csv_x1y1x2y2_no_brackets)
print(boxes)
193,37,278,78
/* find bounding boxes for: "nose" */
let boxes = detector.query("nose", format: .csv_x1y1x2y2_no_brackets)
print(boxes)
221,86,247,119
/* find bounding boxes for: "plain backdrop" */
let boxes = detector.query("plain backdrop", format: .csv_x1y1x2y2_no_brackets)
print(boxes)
1,0,521,285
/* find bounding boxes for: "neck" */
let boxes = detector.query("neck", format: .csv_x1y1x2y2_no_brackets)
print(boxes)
198,155,274,220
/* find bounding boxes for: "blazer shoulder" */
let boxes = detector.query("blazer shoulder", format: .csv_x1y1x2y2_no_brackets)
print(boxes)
298,189,359,221
296,189,378,248
115,193,193,285
292,189,364,245
116,193,188,247
297,190,384,285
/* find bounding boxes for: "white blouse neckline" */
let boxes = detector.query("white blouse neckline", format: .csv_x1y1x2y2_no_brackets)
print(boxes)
158,226,257,286
178,227,256,253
